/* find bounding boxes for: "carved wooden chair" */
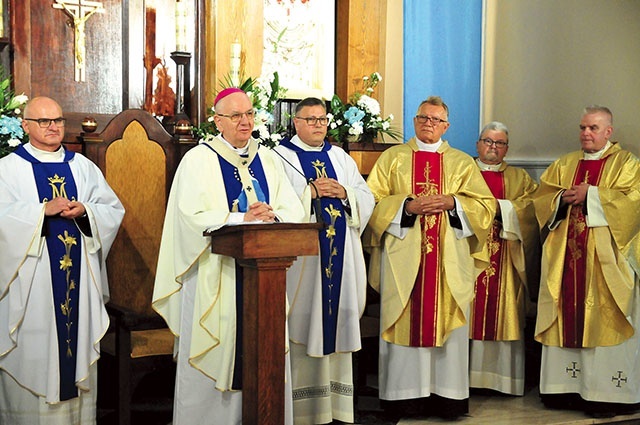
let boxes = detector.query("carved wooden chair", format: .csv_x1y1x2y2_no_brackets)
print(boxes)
84,109,179,425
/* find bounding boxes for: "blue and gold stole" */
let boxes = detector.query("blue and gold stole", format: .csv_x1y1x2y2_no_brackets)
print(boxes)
279,140,347,354
202,137,269,209
14,145,81,400
202,138,270,389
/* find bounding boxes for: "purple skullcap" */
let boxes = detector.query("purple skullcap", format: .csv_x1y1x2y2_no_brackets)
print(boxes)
213,87,246,107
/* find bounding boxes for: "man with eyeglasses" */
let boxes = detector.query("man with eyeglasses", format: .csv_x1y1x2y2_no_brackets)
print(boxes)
468,121,540,397
364,96,495,420
0,96,124,424
533,105,640,418
153,88,304,425
274,97,375,424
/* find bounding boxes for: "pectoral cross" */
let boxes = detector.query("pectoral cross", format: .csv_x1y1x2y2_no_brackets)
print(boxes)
53,0,105,82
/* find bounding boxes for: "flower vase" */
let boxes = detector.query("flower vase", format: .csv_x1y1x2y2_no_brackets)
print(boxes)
361,131,378,144
346,132,377,144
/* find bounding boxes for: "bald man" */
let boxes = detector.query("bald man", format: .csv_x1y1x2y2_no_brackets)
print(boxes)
0,97,124,424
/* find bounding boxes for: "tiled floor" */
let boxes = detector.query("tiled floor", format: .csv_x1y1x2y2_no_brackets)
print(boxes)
99,378,640,425
97,336,640,425
356,386,640,424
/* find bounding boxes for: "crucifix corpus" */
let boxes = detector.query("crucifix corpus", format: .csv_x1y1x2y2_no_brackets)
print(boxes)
53,0,105,82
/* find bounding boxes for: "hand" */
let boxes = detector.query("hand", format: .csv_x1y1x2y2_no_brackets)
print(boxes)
310,177,347,200
244,201,276,222
405,194,454,216
561,183,589,206
45,197,86,219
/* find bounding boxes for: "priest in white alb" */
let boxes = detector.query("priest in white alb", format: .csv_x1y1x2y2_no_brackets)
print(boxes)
0,96,124,424
274,97,375,424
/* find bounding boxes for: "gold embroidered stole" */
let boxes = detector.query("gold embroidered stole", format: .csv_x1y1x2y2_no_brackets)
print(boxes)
406,151,444,347
470,171,506,340
560,158,606,347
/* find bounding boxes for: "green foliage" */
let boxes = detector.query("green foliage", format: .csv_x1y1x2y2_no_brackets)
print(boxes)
0,66,29,158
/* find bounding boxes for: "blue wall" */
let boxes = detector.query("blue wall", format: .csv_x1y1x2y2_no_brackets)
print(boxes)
403,0,483,155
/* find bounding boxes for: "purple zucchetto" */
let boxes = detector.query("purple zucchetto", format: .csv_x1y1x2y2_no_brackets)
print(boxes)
213,87,246,107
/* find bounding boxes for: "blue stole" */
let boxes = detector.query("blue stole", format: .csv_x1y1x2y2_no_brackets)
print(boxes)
279,140,347,354
216,154,269,210
14,145,81,400
202,142,270,389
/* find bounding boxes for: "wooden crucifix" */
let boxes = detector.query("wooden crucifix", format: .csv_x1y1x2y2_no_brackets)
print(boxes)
53,0,105,82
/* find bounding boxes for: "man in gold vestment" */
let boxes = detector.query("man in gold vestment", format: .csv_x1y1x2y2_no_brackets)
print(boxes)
534,105,640,418
364,96,495,420
469,121,539,396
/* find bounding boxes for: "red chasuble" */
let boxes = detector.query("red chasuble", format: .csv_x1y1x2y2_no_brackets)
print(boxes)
561,158,607,348
409,151,443,347
470,171,506,340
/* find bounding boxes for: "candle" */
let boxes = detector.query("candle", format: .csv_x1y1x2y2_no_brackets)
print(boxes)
231,41,241,58
230,41,241,86
175,0,188,52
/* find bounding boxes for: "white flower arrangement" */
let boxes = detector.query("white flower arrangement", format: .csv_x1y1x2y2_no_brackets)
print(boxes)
0,68,28,158
328,72,401,147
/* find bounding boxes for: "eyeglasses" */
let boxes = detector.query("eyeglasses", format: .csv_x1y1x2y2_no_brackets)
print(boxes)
216,110,255,123
479,138,508,148
295,116,329,126
24,117,67,128
415,115,447,125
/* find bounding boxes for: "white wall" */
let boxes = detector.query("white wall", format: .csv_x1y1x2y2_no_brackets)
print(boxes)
482,0,640,163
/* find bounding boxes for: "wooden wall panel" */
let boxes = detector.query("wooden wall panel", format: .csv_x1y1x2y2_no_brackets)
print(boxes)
335,0,384,103
9,0,386,132
203,0,263,109
12,0,123,114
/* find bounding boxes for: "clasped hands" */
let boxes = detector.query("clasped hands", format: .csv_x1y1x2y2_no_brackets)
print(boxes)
405,194,455,216
45,197,86,219
309,177,347,200
244,201,277,222
561,183,589,206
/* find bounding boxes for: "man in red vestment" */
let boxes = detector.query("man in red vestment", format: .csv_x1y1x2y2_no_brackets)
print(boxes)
469,121,539,396
365,96,495,420
534,105,640,418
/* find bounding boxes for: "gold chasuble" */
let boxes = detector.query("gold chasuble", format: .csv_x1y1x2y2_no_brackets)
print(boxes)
364,139,495,348
469,164,538,342
534,142,640,348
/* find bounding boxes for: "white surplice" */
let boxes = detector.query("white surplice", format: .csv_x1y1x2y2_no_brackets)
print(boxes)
274,137,374,424
0,144,124,424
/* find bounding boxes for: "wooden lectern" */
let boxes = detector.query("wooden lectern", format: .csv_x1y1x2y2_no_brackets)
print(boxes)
204,222,321,424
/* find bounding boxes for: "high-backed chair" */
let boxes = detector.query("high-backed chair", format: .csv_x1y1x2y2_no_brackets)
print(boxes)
83,109,180,425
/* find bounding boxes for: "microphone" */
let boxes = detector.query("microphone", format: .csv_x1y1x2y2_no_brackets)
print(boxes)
308,181,326,227
271,147,326,226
